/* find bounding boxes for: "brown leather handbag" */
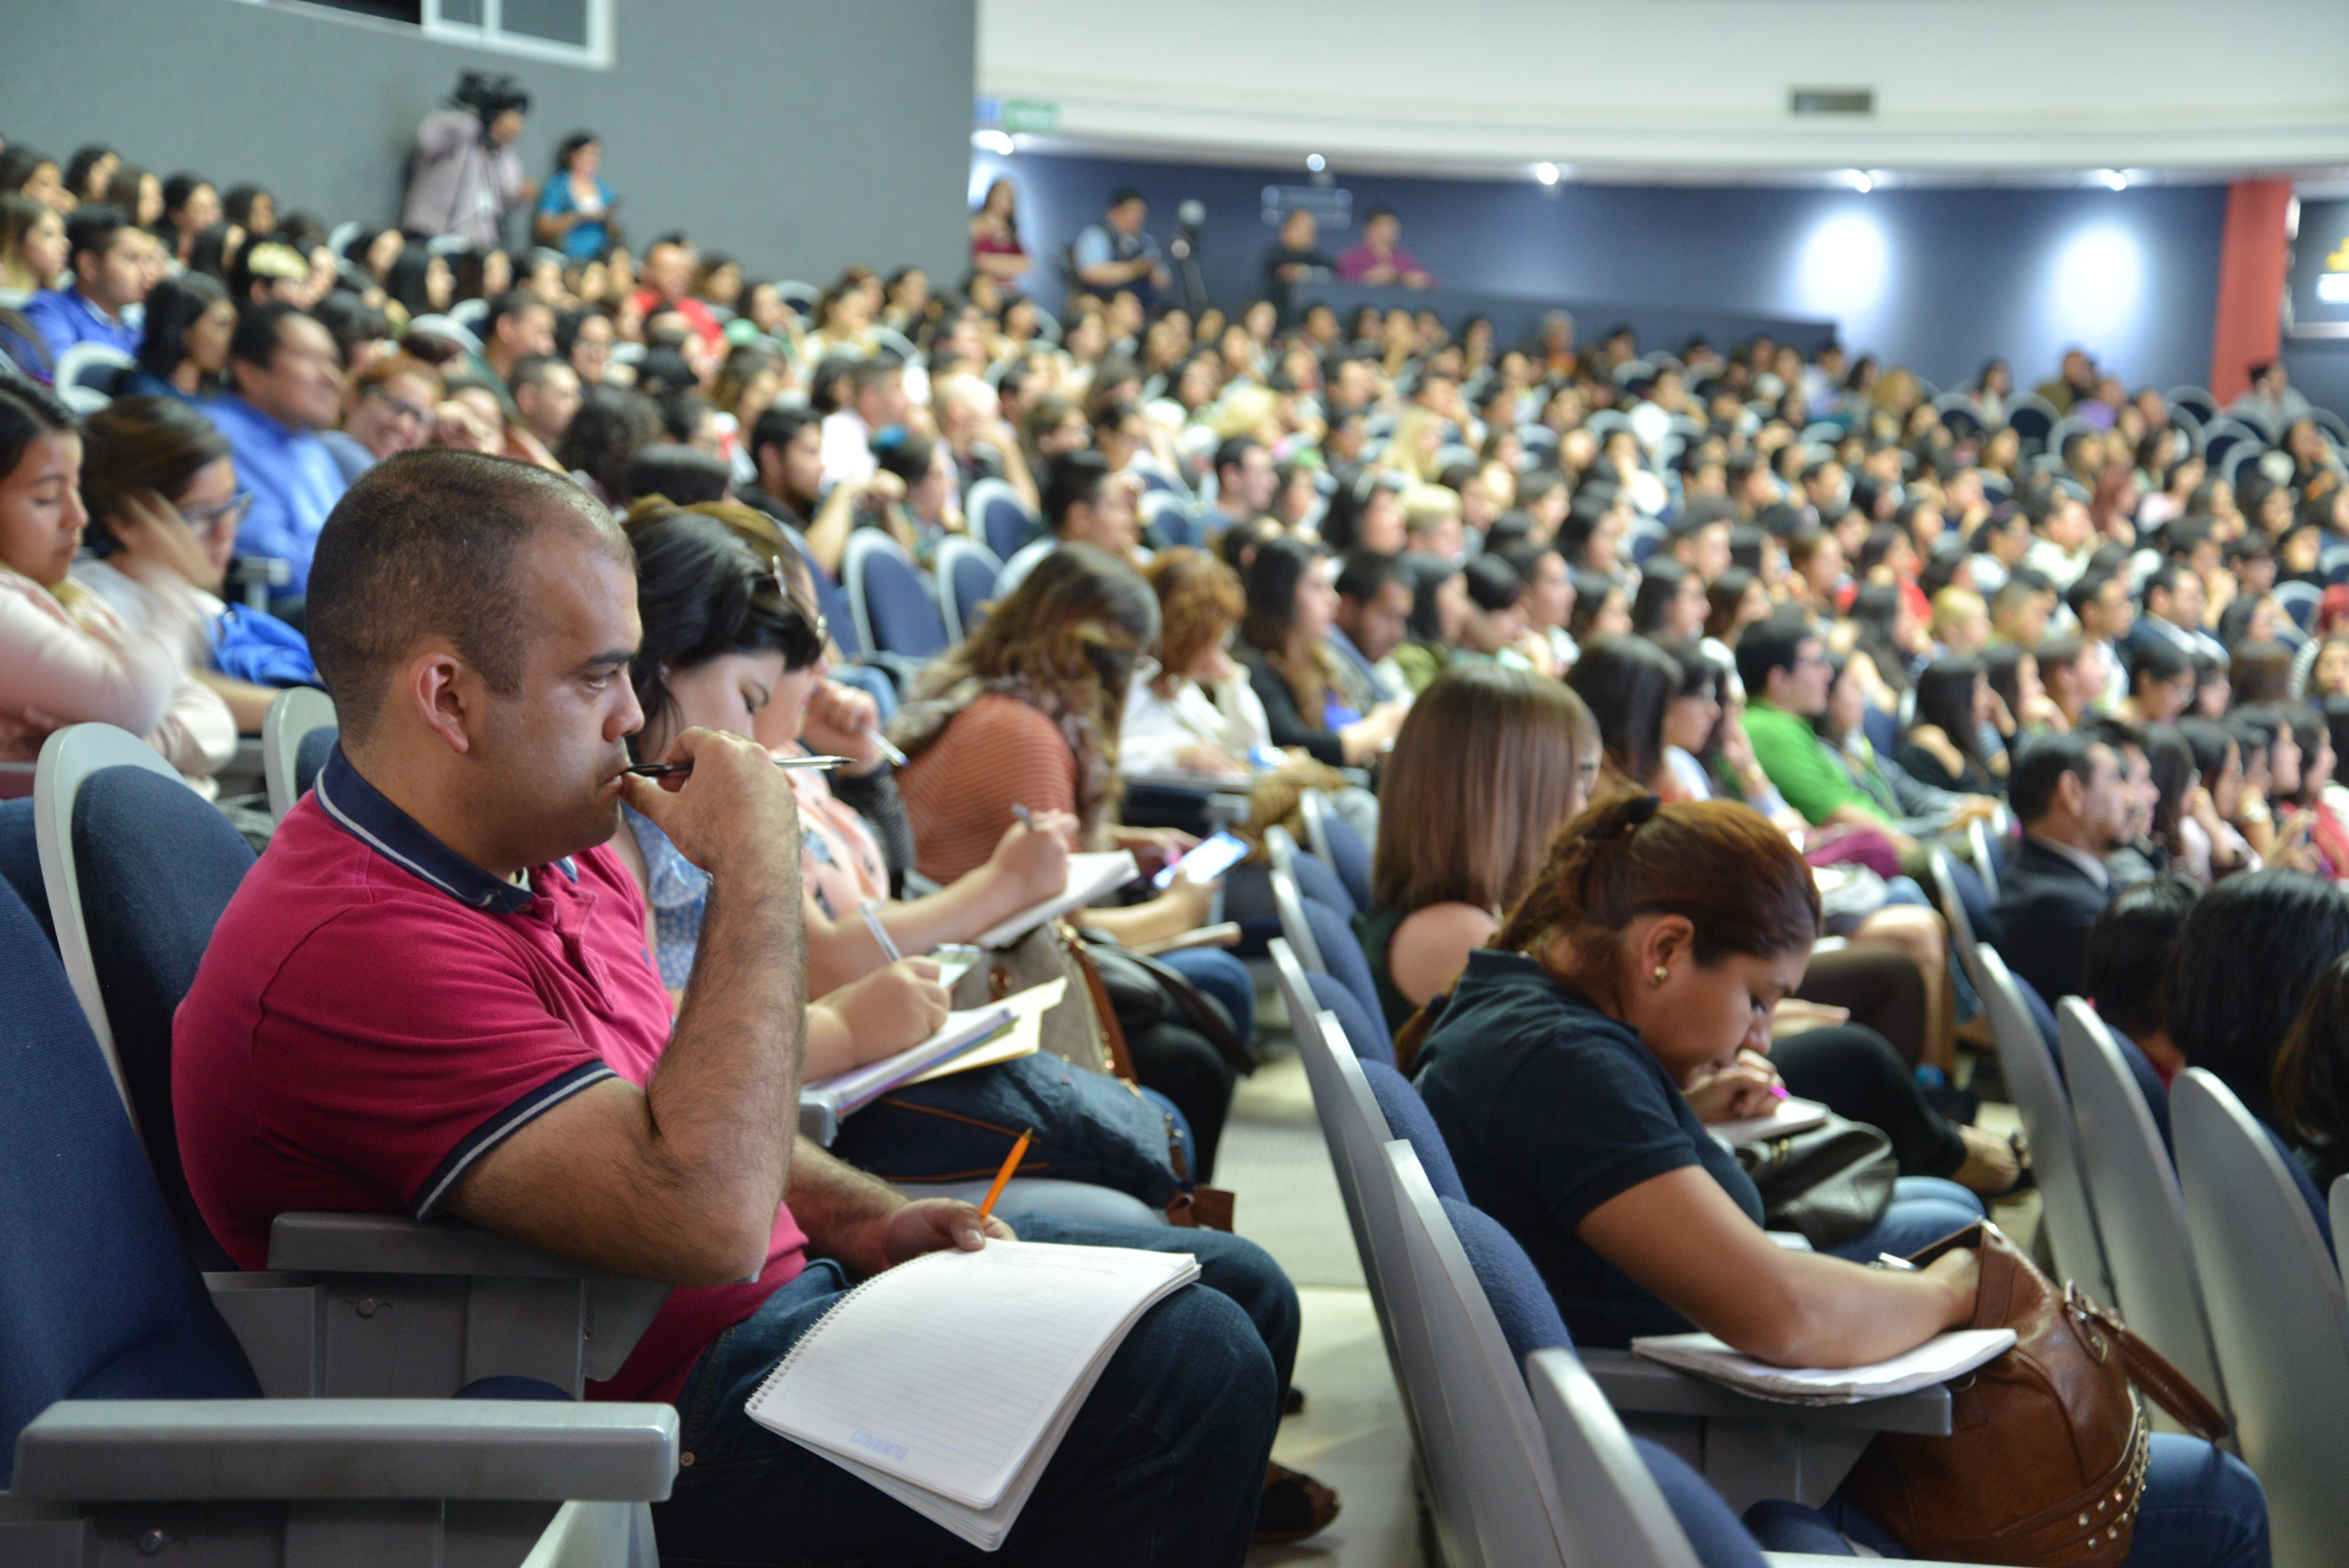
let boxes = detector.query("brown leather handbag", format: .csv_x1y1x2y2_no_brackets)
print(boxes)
1838,1221,2229,1567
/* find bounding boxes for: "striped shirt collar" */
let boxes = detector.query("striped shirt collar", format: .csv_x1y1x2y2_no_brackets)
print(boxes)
314,745,576,914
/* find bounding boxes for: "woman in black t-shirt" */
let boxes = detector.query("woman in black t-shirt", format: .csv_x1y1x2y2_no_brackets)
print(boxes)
1413,791,2267,1568
1413,794,1985,1358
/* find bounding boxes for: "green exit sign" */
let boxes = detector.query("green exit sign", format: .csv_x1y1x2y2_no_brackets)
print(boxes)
1001,99,1059,133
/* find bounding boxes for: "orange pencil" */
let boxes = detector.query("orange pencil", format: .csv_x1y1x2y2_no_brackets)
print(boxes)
976,1127,1035,1222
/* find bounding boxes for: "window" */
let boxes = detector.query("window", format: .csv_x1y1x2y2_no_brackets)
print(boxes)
237,0,612,69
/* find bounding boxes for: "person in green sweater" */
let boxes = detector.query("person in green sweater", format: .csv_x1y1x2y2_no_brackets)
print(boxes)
1735,616,1909,843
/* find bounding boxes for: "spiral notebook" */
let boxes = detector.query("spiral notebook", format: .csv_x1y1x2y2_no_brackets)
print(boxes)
744,1239,1199,1549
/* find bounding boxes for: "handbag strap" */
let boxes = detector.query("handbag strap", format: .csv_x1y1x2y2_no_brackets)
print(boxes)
2066,1285,2231,1441
1112,944,1254,1074
1056,921,1139,1084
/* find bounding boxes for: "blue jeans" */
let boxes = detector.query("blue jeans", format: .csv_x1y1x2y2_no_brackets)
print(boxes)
651,1218,1297,1567
1822,1178,1985,1263
1156,945,1255,1044
1752,1433,2269,1567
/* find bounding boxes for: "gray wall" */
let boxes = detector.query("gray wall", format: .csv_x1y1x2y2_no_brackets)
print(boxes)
0,0,974,285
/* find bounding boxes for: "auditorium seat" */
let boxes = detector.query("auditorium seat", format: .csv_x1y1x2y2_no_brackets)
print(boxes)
0,870,678,1565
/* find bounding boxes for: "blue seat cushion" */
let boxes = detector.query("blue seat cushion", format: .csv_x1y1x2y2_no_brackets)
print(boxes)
1319,809,1374,915
1441,1194,1568,1367
73,767,256,1267
1308,969,1395,1071
0,876,257,1486
1367,1059,1464,1200
0,796,49,949
1302,896,1392,1061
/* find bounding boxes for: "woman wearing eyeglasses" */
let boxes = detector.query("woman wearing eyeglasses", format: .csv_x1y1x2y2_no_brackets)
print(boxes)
0,380,236,788
321,353,445,484
74,396,314,738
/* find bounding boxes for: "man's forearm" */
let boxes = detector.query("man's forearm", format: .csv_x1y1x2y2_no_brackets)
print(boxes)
651,862,806,1224
788,1145,907,1278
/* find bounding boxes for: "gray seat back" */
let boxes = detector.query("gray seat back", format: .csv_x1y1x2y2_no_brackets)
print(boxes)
2054,998,2230,1430
1526,1349,1706,1568
1382,1139,1570,1568
2173,1068,2349,1565
1974,945,2111,1303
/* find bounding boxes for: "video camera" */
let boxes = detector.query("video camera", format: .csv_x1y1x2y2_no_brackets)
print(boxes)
451,69,531,130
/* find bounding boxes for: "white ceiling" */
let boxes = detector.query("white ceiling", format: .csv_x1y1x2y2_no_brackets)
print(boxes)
978,0,2349,182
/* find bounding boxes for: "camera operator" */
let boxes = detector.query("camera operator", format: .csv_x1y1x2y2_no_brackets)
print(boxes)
402,71,538,251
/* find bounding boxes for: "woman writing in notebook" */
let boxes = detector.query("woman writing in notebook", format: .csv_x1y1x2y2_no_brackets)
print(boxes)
618,499,1081,1010
1413,795,2265,1564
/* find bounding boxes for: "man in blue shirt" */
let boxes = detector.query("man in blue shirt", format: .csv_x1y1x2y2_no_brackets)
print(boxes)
1072,188,1168,306
205,303,349,612
21,202,154,374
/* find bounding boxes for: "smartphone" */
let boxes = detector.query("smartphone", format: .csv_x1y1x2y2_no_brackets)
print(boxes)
1153,830,1249,891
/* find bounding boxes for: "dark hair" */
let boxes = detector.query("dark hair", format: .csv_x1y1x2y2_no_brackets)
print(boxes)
0,374,77,487
133,271,229,382
227,300,311,369
2125,637,2192,695
77,396,232,552
1732,613,1812,702
0,146,55,200
160,172,210,222
623,506,824,753
1041,449,1110,533
307,450,623,742
1910,658,1989,772
2008,731,2105,824
1397,550,1461,643
872,429,937,490
1629,556,1693,638
63,201,132,272
748,404,817,471
221,183,273,233
63,144,116,201
554,130,600,175
555,384,662,505
1493,795,1820,1006
2142,723,2197,853
1461,552,1522,614
1567,635,1683,789
1334,547,1403,605
2084,875,2199,1044
2273,951,2349,1187
1212,435,1261,480
1703,567,1757,639
2169,870,2349,1126
2231,640,2294,706
627,443,730,508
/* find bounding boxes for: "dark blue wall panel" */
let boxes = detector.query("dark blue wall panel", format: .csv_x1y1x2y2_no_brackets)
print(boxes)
975,150,2230,397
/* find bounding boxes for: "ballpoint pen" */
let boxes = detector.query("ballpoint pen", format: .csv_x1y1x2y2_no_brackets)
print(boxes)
624,754,855,779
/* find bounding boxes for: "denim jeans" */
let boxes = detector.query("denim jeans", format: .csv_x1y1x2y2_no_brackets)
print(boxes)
651,1217,1297,1567
1751,1433,2270,1567
1822,1178,1985,1263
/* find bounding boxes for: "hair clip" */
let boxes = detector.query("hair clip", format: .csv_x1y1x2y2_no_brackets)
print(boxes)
1622,793,1663,831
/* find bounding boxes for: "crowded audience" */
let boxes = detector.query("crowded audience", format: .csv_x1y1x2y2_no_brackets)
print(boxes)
13,98,2349,1566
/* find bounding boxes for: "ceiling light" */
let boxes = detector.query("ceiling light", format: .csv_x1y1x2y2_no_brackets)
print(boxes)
1534,162,1560,185
972,129,1014,157
1306,153,1326,172
1846,169,1874,193
2097,169,2128,191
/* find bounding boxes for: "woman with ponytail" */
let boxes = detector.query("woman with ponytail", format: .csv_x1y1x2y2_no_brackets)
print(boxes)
1414,793,1990,1352
1411,794,2269,1559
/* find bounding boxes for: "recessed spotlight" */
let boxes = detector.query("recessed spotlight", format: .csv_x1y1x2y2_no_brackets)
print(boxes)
2097,168,2128,191
1846,169,1874,193
972,129,1014,157
1306,153,1326,172
1534,162,1560,186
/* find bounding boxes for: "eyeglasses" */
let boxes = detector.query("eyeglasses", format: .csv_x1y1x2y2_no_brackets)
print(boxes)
180,491,253,539
369,390,432,424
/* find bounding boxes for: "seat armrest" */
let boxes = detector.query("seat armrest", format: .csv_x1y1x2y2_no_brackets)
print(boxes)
269,1212,616,1278
11,1401,677,1504
1580,1347,1953,1435
799,1089,840,1147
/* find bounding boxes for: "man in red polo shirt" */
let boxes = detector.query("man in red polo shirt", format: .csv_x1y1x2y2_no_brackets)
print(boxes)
174,450,1306,1564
